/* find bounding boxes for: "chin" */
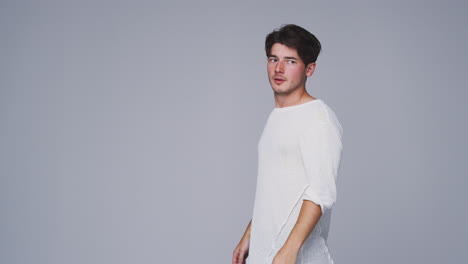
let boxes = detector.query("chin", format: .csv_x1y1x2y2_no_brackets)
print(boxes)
271,86,281,93
272,88,290,95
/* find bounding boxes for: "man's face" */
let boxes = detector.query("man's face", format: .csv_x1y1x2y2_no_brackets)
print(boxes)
267,43,315,95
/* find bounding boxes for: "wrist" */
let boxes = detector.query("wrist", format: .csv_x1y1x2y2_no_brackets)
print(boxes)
282,240,302,253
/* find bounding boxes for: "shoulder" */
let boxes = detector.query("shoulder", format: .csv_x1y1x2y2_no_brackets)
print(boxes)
305,99,343,137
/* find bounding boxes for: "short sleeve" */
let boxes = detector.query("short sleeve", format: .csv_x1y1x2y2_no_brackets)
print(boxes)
298,120,343,215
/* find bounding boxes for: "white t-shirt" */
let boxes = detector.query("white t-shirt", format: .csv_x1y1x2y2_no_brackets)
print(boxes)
248,99,343,264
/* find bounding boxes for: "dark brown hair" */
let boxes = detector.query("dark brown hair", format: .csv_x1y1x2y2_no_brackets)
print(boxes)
265,24,322,66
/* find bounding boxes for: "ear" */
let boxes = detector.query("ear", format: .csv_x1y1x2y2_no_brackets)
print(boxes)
305,62,316,77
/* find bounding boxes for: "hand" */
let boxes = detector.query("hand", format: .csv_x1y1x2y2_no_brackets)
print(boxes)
232,237,250,264
272,246,298,264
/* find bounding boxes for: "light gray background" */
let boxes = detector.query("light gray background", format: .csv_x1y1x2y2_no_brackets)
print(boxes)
1,0,467,263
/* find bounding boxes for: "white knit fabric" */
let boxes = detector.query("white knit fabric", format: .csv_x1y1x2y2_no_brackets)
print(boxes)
248,99,343,264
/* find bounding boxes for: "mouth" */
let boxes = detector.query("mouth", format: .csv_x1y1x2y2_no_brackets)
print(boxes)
273,76,286,85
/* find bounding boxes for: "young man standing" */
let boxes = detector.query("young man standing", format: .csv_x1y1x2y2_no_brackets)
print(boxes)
232,24,343,264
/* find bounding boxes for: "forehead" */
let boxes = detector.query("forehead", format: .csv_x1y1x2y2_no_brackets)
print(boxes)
270,43,300,58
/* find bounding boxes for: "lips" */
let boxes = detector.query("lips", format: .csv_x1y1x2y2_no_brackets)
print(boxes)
273,76,286,85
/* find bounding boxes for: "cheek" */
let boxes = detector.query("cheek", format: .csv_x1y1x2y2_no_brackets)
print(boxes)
267,65,276,74
290,67,305,78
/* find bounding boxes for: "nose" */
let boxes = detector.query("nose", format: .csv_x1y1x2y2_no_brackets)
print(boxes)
275,61,284,73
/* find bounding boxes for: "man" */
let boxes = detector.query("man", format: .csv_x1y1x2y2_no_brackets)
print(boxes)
232,24,343,264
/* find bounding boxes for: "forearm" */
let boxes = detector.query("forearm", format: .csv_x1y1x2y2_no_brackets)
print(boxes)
243,219,252,239
281,200,322,253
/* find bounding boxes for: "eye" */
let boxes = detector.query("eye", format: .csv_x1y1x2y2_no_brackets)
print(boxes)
268,58,278,63
287,60,296,64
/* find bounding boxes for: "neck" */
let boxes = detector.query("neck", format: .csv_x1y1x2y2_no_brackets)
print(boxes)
274,89,316,108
